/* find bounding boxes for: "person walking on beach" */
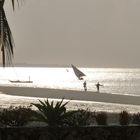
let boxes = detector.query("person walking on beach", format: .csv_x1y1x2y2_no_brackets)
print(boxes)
83,81,87,91
96,82,103,92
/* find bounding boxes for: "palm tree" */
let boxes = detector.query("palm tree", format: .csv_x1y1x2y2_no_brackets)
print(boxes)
31,99,73,126
0,0,23,67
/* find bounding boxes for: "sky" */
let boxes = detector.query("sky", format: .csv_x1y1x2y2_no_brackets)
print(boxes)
4,0,140,67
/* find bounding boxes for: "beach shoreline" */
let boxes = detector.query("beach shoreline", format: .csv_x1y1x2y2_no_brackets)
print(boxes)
0,86,140,106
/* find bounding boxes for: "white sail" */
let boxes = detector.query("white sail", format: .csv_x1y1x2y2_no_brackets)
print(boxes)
71,64,86,80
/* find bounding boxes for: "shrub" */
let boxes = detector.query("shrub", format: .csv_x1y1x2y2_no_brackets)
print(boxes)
0,106,35,126
67,109,94,126
119,110,130,125
132,113,140,125
95,112,108,125
31,98,73,126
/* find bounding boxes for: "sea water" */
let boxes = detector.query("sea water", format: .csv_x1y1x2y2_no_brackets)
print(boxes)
0,67,140,113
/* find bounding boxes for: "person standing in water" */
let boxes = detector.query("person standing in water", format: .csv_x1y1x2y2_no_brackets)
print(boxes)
83,81,87,91
96,82,103,92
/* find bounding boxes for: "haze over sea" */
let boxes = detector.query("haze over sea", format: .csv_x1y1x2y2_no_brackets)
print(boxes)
0,67,140,113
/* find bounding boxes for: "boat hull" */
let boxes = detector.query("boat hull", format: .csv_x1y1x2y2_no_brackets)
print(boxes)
9,80,33,83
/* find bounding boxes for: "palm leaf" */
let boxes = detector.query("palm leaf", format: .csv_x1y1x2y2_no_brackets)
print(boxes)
12,0,24,10
31,99,71,126
0,8,14,66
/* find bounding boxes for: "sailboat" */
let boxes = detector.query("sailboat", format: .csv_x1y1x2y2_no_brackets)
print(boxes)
71,64,86,80
9,76,33,83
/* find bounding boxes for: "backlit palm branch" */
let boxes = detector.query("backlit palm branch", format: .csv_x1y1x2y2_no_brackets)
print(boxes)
11,0,24,10
0,0,23,66
0,8,14,66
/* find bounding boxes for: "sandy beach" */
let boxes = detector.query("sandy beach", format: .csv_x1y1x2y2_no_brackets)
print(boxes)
0,86,140,106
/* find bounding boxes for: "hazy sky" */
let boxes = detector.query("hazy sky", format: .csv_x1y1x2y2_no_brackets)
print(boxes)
4,0,140,67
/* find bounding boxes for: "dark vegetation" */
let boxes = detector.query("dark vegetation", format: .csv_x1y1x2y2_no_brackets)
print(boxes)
0,106,35,127
0,99,138,127
119,110,130,125
0,99,139,139
95,112,108,125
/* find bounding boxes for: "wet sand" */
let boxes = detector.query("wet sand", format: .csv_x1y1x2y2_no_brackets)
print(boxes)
0,86,140,105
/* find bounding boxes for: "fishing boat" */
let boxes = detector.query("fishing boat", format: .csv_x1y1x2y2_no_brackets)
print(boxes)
71,64,86,80
9,76,33,83
9,80,33,83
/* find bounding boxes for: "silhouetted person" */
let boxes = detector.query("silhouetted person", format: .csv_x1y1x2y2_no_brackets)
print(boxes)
96,82,103,92
83,81,87,91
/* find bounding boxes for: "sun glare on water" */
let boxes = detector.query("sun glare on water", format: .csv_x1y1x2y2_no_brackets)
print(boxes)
0,67,140,95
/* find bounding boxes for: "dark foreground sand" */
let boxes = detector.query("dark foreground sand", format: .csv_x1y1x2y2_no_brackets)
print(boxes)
0,86,140,106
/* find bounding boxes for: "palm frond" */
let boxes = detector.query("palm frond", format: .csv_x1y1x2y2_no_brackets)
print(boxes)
0,8,14,66
12,0,24,10
31,99,71,126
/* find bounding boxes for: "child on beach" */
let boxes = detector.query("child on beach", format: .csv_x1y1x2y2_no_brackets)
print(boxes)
95,82,103,92
83,81,87,91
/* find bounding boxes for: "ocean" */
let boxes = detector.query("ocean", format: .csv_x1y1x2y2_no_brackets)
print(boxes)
0,67,140,113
